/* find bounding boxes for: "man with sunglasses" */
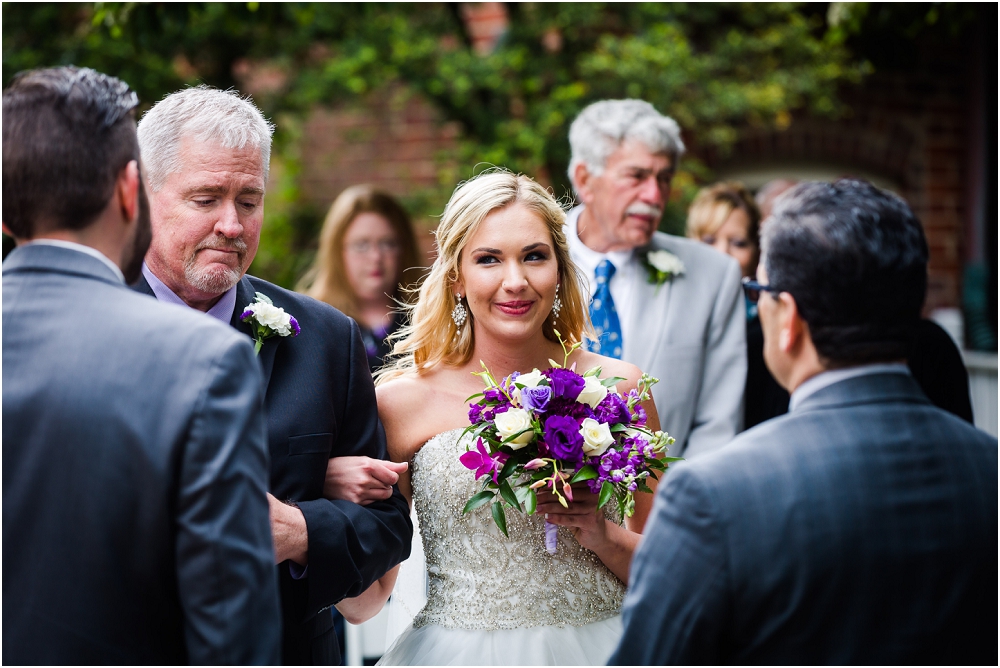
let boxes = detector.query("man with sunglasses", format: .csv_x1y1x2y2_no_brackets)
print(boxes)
613,179,997,664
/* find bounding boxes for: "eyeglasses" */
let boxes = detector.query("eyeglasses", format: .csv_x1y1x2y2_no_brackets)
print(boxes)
346,240,401,256
741,277,783,304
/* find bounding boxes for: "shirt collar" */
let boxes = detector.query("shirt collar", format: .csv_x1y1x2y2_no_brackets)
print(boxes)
141,262,238,325
24,239,124,283
566,205,635,276
789,363,911,412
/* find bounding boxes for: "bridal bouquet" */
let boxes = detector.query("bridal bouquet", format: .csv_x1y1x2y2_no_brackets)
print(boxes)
460,335,679,553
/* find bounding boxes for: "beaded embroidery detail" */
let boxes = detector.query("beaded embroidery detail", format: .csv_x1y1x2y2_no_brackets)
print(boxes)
410,429,625,631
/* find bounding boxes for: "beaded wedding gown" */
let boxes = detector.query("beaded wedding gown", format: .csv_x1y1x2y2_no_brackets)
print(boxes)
378,429,625,666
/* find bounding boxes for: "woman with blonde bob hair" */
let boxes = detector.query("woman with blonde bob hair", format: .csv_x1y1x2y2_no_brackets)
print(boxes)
298,185,420,372
344,170,661,666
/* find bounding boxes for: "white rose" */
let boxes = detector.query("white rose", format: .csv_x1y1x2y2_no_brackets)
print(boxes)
647,249,685,275
250,302,292,335
577,375,609,408
579,418,615,457
494,408,534,449
514,369,544,388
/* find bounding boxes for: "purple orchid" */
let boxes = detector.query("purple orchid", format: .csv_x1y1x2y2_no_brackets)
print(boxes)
459,438,507,484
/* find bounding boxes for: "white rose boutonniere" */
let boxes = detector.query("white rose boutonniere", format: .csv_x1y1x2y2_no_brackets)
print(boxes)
240,292,301,355
643,249,685,293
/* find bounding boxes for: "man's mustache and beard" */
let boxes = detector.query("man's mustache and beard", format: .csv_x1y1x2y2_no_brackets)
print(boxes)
121,178,151,285
185,231,249,295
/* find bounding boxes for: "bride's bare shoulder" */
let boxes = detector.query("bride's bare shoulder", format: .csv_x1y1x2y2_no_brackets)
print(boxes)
573,350,644,392
376,368,466,460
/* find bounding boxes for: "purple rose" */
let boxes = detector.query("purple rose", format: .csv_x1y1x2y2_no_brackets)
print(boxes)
520,385,552,413
545,368,585,402
543,415,584,463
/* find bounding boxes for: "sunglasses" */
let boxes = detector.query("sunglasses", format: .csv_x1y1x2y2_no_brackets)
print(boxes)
741,277,783,304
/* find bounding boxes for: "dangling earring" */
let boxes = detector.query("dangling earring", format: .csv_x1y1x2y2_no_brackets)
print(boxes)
551,284,562,325
452,294,468,327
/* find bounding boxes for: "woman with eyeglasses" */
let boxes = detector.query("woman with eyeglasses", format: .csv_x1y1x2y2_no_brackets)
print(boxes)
299,185,422,373
686,182,789,428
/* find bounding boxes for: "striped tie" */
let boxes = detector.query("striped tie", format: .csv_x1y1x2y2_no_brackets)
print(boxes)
588,259,623,359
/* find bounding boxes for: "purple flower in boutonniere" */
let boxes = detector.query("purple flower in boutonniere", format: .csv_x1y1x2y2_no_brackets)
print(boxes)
240,292,300,355
642,249,685,294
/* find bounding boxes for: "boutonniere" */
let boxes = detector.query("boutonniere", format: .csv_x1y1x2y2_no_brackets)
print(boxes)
240,292,300,355
642,249,685,292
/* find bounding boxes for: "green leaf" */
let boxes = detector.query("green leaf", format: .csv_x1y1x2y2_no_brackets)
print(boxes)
491,502,508,537
501,428,534,446
497,456,519,482
597,481,614,509
464,392,485,403
514,486,530,504
600,376,627,388
583,366,602,377
635,480,653,494
462,490,494,514
525,488,538,514
499,479,520,508
569,465,598,483
662,456,685,462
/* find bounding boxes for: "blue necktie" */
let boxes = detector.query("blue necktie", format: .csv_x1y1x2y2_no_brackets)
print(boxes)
588,259,623,359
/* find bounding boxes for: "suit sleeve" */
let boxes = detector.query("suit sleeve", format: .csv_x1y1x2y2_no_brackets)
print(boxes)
175,336,281,665
296,318,413,617
685,257,746,458
610,467,731,665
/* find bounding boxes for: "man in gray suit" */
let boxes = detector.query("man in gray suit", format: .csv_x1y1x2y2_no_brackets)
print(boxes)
2,67,280,664
611,179,997,664
566,99,745,459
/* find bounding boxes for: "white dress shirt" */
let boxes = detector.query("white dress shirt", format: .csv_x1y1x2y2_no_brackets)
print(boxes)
565,205,642,343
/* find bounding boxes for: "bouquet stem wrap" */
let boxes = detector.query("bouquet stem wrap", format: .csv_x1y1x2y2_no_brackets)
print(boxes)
544,520,558,555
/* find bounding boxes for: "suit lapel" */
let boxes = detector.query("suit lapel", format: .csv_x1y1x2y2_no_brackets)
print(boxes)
232,277,279,390
624,245,674,372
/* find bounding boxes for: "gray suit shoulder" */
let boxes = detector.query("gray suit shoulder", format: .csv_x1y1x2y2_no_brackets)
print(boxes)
652,232,741,287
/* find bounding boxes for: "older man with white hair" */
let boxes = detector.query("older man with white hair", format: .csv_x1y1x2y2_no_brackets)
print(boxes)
133,86,412,666
567,99,745,459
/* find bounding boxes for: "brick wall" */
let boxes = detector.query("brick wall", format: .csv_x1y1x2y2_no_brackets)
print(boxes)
706,70,974,311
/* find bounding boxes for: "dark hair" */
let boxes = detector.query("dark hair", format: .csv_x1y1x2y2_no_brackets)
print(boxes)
762,179,928,366
2,66,139,238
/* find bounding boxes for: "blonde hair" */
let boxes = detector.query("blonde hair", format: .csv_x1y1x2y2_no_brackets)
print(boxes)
685,181,761,247
296,185,420,321
376,171,591,385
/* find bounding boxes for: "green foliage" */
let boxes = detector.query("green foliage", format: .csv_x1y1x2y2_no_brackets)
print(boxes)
3,3,872,282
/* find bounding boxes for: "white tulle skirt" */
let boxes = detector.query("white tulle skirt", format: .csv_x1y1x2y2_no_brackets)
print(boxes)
376,615,623,666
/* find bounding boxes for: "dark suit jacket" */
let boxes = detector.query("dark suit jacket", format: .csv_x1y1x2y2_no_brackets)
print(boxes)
3,245,281,664
135,273,412,665
612,371,997,665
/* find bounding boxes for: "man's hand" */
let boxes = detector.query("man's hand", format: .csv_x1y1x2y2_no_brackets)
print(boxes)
323,456,408,505
268,493,308,565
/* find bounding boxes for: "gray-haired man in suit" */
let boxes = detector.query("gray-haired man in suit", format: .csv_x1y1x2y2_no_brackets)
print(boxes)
566,99,745,460
2,67,280,664
611,180,997,664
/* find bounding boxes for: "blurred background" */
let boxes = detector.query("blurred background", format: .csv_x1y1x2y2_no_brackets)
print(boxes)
4,5,995,346
4,3,996,660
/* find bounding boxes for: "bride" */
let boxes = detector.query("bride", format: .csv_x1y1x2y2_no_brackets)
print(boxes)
340,171,660,665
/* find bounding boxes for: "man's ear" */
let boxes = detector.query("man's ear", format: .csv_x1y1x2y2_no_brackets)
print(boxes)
777,292,805,354
116,160,140,225
572,162,595,206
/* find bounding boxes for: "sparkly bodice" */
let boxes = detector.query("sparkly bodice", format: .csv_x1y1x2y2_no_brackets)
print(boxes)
409,429,625,631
